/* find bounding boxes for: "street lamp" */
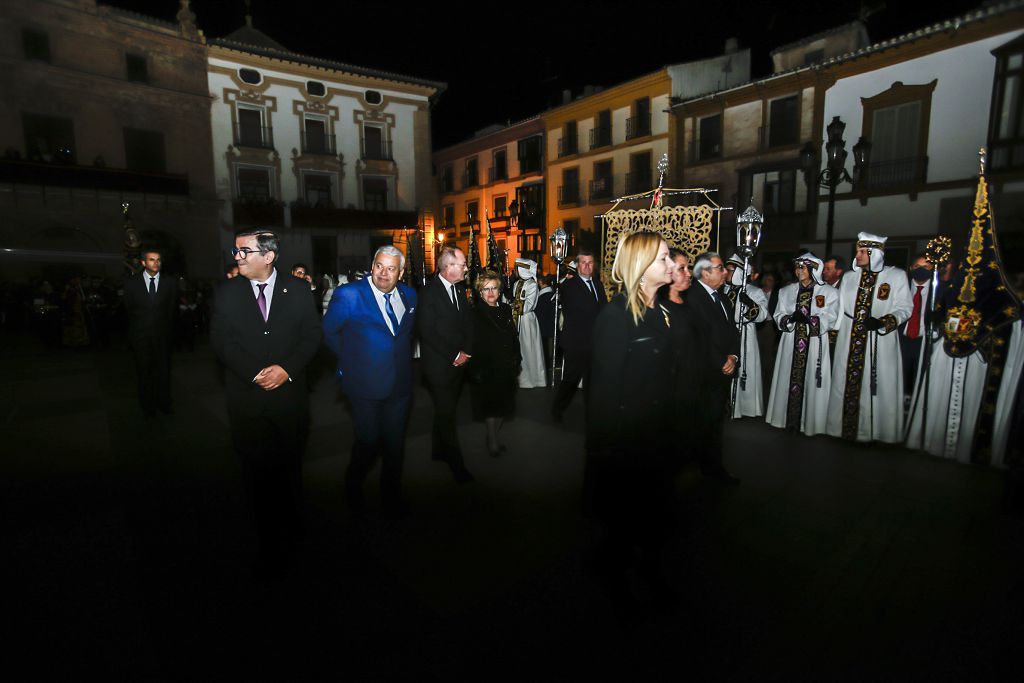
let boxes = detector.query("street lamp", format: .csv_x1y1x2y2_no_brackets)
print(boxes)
801,116,871,256
548,225,568,386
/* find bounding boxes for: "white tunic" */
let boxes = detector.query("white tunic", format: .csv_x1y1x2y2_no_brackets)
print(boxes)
765,282,840,435
726,283,769,418
906,320,1023,465
826,265,913,443
515,278,547,388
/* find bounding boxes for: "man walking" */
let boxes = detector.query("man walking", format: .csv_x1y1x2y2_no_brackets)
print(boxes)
551,250,606,421
124,248,177,416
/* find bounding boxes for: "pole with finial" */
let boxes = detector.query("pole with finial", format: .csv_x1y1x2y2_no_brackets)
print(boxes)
650,153,669,210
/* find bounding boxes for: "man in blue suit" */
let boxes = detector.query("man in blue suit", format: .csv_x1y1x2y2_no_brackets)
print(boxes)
323,245,417,517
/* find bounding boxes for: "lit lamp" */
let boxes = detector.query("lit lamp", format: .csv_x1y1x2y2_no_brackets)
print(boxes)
548,225,568,386
735,202,763,261
800,116,871,256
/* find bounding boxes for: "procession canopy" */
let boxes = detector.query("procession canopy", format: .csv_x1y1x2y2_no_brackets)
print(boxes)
943,149,1022,359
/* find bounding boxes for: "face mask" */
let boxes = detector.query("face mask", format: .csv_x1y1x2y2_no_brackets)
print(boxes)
911,267,931,283
517,266,532,280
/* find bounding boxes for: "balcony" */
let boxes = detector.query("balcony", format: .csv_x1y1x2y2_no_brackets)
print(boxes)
558,136,578,158
301,131,336,155
488,166,508,183
291,205,417,230
626,114,651,140
625,172,652,194
590,126,612,150
857,157,928,189
361,138,393,161
0,158,189,194
759,124,799,151
689,138,721,163
558,184,580,206
462,170,479,189
232,199,284,227
233,122,274,149
589,177,614,202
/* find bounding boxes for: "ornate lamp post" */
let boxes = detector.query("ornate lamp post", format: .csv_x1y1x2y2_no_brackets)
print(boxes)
801,116,871,256
548,225,568,386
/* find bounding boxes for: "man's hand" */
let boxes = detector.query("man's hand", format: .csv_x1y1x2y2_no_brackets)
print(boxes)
722,355,737,376
791,309,809,325
865,316,885,331
255,364,289,390
453,351,472,367
740,292,757,308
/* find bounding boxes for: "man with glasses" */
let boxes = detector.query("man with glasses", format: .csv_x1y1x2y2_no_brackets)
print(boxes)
688,252,741,484
211,229,322,574
417,247,475,483
323,246,417,518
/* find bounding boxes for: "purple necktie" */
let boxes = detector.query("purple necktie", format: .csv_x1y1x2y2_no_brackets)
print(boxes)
257,283,268,322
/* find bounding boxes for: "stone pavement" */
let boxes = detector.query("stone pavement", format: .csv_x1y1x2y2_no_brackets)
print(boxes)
3,333,1022,680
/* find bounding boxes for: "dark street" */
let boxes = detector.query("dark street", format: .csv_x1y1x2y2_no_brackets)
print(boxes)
3,333,1022,680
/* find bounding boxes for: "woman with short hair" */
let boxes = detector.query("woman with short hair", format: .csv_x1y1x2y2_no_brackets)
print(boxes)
469,271,520,456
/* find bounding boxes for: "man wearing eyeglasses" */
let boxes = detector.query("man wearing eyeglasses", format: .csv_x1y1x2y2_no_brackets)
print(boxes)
211,229,322,574
417,246,475,483
323,246,417,518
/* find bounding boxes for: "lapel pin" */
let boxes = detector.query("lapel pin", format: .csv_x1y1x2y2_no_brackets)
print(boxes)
283,288,288,293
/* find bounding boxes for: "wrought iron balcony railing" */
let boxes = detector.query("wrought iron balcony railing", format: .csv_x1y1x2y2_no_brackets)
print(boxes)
589,126,612,150
558,184,580,206
626,114,651,140
361,137,393,161
589,177,614,201
233,122,274,149
301,131,336,155
558,136,578,158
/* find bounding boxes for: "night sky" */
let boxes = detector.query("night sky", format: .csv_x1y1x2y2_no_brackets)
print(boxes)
106,0,983,147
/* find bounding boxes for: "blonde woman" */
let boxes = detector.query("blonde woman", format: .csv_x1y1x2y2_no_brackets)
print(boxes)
584,231,675,613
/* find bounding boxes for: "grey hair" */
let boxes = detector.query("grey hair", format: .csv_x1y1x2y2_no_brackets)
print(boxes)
235,228,280,263
374,245,405,270
437,246,461,271
692,251,721,281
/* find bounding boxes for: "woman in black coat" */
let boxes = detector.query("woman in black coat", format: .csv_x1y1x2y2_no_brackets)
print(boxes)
585,231,675,612
469,271,520,456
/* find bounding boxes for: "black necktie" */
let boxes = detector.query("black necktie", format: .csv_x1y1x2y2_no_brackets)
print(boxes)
450,284,459,311
586,279,597,301
148,277,156,297
713,290,727,319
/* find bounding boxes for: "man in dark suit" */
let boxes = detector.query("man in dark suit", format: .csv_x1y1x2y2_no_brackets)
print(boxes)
417,246,474,483
211,229,322,572
123,248,178,416
688,252,741,483
323,246,417,517
551,250,607,421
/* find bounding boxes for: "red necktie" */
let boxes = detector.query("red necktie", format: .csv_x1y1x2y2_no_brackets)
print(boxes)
906,285,923,339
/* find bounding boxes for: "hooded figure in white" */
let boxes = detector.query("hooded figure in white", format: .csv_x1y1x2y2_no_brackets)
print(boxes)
513,258,546,388
826,232,913,443
723,254,769,418
765,253,840,435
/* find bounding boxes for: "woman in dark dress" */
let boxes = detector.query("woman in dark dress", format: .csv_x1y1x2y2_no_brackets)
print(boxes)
586,231,675,612
469,271,521,456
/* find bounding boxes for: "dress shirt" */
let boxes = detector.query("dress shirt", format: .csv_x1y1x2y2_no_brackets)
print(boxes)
581,276,598,300
368,279,405,335
146,271,161,294
698,279,729,319
248,268,278,317
439,273,461,309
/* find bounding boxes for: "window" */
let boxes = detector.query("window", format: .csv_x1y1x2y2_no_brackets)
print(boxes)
517,136,543,174
762,170,796,214
237,167,271,200
303,117,333,154
440,164,453,193
861,81,935,187
591,110,612,149
516,183,544,229
697,114,722,160
362,125,389,160
627,97,651,139
560,167,580,205
365,90,383,105
560,121,578,157
307,80,326,97
304,173,332,206
239,68,261,84
466,200,479,223
236,107,269,148
491,148,507,182
989,36,1024,171
22,113,75,163
766,95,799,148
123,128,166,173
363,177,388,211
803,49,825,66
493,195,508,217
443,204,455,228
590,160,613,201
628,151,652,193
563,219,580,251
464,157,479,187
22,29,50,62
125,54,148,83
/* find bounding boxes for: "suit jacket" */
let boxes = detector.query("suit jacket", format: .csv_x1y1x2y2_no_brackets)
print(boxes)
416,274,474,379
124,271,177,346
210,271,322,416
323,278,417,400
559,275,607,352
687,282,740,386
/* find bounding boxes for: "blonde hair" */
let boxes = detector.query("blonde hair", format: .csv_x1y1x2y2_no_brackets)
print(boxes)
474,270,502,295
611,231,663,325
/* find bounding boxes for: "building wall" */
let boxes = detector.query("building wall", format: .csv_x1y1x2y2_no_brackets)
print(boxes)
0,0,220,279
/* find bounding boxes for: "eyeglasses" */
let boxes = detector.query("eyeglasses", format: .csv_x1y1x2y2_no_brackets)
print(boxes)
709,265,726,271
481,286,500,292
231,247,264,258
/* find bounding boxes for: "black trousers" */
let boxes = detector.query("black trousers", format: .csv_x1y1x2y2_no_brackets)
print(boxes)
552,346,592,416
424,368,467,468
696,384,730,474
345,392,411,509
132,337,171,415
229,403,307,562
901,334,923,396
